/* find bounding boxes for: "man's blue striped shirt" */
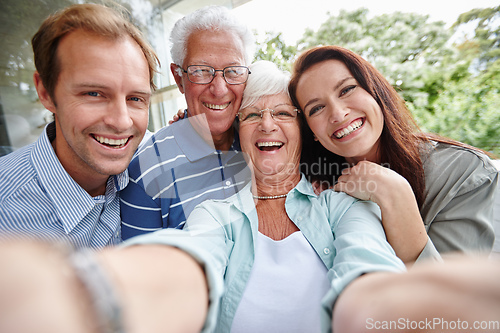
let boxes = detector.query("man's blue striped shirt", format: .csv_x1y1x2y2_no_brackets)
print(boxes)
0,122,126,249
120,116,251,240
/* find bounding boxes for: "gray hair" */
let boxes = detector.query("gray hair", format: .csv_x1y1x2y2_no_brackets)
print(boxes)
240,60,291,110
170,5,255,70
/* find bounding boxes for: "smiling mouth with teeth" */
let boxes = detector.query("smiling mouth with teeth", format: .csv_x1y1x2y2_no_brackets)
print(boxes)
334,119,364,139
93,135,129,148
203,102,231,110
256,141,284,151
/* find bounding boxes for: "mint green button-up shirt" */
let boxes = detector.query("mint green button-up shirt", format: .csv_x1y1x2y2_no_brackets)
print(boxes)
124,175,405,332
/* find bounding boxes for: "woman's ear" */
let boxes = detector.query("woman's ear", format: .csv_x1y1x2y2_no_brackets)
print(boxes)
33,72,56,113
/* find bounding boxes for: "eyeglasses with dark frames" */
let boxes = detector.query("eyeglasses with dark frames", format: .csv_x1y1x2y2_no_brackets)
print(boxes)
179,65,251,85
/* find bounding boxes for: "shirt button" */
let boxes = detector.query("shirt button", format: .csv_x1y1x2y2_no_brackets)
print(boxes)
225,180,231,186
297,216,303,221
324,248,330,255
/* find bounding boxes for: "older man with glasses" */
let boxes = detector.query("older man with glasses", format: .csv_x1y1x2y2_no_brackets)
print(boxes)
120,5,255,239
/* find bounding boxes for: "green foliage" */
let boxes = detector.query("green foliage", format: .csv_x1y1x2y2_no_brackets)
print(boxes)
412,59,500,155
414,5,500,154
253,31,296,71
255,6,500,155
296,9,455,107
452,6,500,68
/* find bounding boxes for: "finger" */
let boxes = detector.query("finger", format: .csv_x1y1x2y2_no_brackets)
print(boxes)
336,174,351,183
334,184,350,195
333,182,348,193
341,168,351,175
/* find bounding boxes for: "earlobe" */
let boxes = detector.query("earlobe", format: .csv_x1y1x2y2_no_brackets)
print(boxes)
170,63,185,94
33,72,56,113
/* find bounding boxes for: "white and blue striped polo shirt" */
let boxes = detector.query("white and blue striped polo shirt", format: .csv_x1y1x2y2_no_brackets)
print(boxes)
0,122,127,249
120,115,251,240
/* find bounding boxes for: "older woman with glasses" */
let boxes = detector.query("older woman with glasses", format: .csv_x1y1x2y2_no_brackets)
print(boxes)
3,60,500,333
126,60,406,332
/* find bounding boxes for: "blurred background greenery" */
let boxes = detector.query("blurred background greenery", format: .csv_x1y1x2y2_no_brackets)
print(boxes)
1,1,498,156
254,6,500,155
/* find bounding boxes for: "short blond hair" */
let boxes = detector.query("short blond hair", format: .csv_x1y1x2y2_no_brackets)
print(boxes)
32,3,160,100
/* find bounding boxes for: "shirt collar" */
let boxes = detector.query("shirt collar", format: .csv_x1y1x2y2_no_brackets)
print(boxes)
290,174,317,198
113,169,129,192
231,174,316,215
31,122,127,233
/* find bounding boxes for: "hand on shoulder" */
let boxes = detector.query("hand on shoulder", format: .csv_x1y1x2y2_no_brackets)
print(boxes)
334,161,411,206
168,109,186,125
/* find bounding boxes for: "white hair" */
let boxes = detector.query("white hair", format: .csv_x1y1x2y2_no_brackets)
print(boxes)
170,5,255,70
240,60,291,110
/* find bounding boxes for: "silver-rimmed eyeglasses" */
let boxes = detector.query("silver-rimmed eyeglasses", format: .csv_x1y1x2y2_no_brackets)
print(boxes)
179,65,251,85
238,106,300,124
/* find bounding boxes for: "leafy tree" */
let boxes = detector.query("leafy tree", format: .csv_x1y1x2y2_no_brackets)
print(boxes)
452,5,500,69
413,6,500,155
296,9,454,107
254,31,296,71
412,59,500,155
254,7,500,155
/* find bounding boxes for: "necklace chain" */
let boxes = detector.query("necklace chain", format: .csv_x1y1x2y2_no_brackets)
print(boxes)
252,193,288,200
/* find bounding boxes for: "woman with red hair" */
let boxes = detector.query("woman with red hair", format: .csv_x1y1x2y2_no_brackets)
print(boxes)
289,45,498,264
